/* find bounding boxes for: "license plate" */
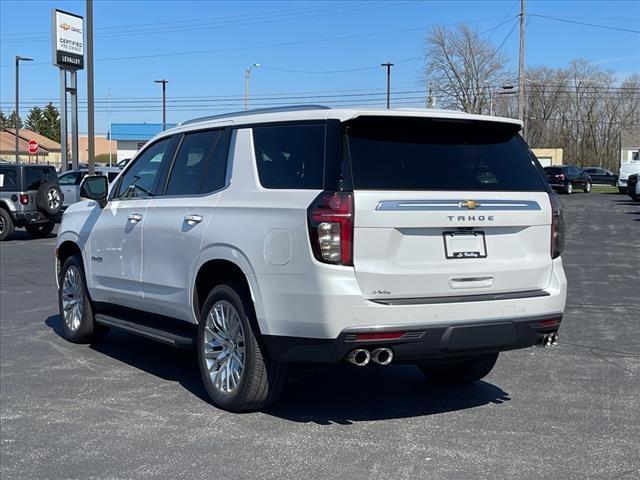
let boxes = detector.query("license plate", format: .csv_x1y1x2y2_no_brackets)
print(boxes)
443,231,487,259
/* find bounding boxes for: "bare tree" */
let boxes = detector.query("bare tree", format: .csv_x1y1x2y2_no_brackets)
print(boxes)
424,24,508,113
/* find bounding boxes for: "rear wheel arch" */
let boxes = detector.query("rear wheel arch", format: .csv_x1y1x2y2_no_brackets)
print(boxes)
193,258,262,331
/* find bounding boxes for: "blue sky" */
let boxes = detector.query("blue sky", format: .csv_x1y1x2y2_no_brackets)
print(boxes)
1,0,639,134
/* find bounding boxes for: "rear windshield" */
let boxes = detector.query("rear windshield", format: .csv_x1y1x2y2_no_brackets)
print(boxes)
544,167,563,174
24,166,58,191
344,117,546,191
620,163,640,175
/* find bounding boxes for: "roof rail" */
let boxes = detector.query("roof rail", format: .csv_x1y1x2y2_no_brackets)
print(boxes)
179,104,331,126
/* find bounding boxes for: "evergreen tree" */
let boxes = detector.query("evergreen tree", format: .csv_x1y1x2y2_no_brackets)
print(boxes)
0,110,8,130
6,110,22,129
25,106,46,134
42,103,60,142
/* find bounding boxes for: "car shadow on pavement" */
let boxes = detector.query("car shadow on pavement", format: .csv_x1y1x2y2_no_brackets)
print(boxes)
4,230,55,241
267,364,510,424
45,314,211,403
45,314,511,422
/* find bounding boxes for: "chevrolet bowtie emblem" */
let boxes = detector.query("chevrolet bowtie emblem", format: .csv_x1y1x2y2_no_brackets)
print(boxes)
459,200,480,209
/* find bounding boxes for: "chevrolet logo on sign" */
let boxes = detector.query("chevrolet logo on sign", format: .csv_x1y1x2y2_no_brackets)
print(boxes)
459,200,480,209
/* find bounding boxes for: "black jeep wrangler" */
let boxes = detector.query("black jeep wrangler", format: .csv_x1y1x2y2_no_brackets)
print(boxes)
0,164,63,241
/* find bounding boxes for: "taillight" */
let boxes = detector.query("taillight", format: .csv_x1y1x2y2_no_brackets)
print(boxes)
307,191,354,266
550,193,565,259
19,194,29,205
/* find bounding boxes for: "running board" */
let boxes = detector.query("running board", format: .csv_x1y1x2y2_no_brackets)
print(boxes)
95,314,196,348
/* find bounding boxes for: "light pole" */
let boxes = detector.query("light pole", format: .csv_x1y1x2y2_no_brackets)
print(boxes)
154,79,169,130
244,64,260,111
15,56,32,163
380,62,394,109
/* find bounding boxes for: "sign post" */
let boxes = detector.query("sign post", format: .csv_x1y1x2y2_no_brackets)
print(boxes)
52,9,84,172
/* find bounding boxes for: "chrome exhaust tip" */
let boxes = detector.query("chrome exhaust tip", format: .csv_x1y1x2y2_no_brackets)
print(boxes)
370,348,393,366
537,333,559,348
346,348,371,367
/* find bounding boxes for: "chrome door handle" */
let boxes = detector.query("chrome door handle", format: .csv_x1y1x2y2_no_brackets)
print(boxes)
185,214,203,225
128,213,143,223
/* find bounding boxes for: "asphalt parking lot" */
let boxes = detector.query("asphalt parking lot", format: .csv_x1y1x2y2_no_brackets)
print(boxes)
1,192,639,479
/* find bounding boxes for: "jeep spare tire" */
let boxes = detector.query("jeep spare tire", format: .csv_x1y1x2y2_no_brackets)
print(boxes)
36,182,63,217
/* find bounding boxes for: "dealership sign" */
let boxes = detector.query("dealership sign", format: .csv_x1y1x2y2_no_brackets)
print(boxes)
51,9,84,70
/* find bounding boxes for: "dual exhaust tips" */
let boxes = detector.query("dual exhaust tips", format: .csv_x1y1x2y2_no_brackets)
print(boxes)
346,348,393,367
537,332,559,348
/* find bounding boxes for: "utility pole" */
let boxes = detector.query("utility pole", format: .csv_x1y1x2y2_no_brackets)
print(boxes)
244,63,260,111
427,83,435,108
108,89,112,166
86,0,95,175
518,0,526,129
381,62,394,109
154,79,168,130
15,56,32,163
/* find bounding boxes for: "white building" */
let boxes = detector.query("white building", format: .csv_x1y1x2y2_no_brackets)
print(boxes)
620,128,639,164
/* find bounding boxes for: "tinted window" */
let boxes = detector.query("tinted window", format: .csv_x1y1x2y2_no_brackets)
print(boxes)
115,137,172,199
166,130,220,196
345,117,545,191
24,167,58,190
200,129,231,194
253,124,325,189
106,172,119,183
0,168,17,191
59,171,84,185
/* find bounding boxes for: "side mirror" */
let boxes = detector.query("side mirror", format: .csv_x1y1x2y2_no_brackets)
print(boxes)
80,175,108,208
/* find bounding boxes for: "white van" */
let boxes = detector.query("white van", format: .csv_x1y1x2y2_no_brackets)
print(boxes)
618,162,640,193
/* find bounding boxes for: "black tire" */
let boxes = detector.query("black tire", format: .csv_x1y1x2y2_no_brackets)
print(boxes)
0,208,15,241
618,187,627,194
25,222,54,238
57,254,110,343
36,182,63,217
583,181,592,193
565,182,573,194
197,284,287,412
418,352,499,385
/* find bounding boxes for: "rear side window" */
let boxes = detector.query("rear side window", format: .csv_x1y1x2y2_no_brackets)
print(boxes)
345,117,546,191
24,167,58,191
166,130,220,196
253,123,325,189
0,168,18,191
58,171,84,185
200,128,231,194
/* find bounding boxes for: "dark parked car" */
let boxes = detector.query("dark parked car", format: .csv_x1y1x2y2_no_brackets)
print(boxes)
544,165,592,194
581,167,618,186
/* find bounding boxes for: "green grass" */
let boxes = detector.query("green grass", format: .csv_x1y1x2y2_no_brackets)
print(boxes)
591,185,618,193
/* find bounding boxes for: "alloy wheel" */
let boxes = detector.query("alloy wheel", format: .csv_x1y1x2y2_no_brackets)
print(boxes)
0,216,4,234
62,265,84,332
203,300,246,395
48,189,61,210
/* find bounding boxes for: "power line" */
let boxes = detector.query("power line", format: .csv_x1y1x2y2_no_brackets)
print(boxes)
531,14,640,34
0,2,373,42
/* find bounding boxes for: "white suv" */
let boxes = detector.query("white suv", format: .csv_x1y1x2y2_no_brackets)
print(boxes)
55,106,567,411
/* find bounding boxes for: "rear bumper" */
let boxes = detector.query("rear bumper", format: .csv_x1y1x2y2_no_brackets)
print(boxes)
13,211,61,226
254,256,567,341
263,314,562,363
